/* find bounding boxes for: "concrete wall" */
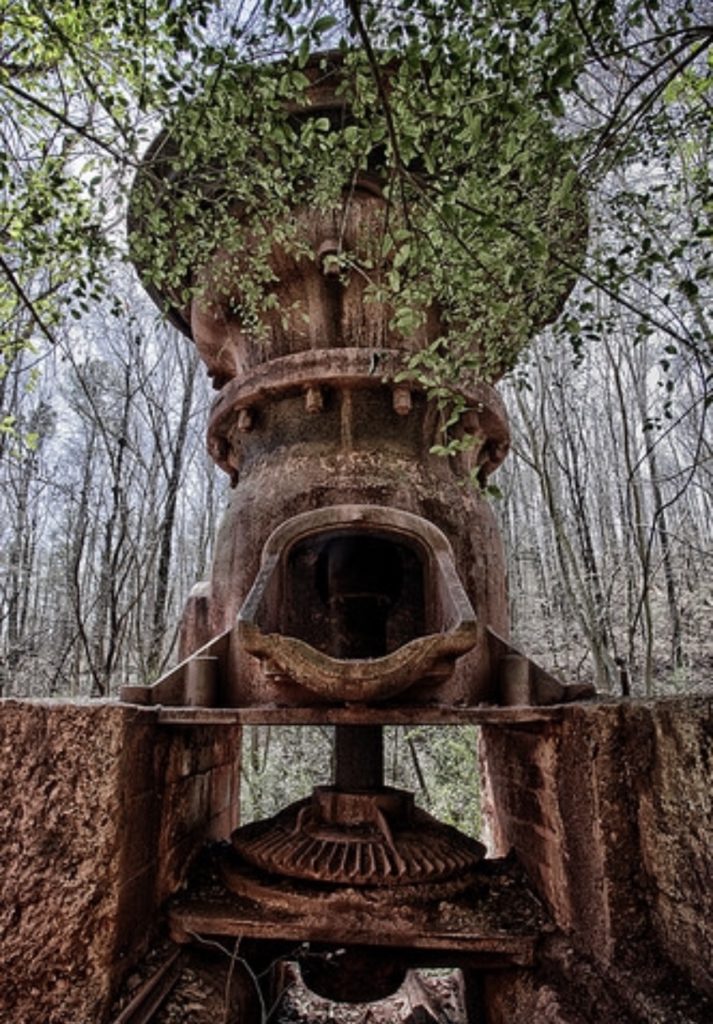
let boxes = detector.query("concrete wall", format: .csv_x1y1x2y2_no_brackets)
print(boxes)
0,699,240,1024
480,696,713,1021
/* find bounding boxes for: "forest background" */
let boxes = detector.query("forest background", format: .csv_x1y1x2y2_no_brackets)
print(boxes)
1,0,710,833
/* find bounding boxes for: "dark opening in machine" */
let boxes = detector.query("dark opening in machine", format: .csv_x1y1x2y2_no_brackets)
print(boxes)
236,505,478,702
285,529,426,659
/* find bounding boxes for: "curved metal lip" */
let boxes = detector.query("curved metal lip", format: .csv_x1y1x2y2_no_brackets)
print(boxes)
237,504,479,702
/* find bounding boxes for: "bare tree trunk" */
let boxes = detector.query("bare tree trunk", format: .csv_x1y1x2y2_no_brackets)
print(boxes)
646,442,684,669
148,349,198,676
514,372,618,691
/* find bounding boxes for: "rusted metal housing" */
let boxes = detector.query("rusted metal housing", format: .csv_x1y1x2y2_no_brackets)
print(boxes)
121,48,594,1014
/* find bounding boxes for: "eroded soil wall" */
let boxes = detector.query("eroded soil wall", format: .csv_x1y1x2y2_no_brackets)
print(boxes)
481,696,713,1020
0,699,240,1024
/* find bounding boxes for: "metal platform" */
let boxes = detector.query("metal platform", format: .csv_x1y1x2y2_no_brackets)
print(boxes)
153,703,577,726
168,849,549,969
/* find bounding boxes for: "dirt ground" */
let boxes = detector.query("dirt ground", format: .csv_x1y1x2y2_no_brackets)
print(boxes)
110,941,467,1023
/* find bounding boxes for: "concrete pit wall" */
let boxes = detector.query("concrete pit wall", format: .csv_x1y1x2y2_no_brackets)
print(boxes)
0,699,240,1024
480,696,713,1023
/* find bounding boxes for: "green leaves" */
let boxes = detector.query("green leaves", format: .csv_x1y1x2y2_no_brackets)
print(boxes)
3,0,709,417
0,0,219,358
312,14,338,37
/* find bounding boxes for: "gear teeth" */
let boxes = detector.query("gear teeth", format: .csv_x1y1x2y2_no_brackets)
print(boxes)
231,798,484,889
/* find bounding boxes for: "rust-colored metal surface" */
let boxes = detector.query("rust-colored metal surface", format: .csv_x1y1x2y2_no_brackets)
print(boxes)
223,710,487,936
124,52,592,711
121,46,595,1015
229,786,485,890
122,628,594,713
236,506,480,703
170,849,547,967
150,697,597,726
206,348,511,482
124,48,593,714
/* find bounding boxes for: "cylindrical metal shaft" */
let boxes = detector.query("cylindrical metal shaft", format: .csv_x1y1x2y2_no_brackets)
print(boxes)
335,725,384,790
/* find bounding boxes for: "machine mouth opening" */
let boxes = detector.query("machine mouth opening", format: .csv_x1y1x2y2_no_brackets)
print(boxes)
237,505,478,702
285,528,426,660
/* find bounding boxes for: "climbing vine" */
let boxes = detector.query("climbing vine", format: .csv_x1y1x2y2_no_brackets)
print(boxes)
129,7,589,386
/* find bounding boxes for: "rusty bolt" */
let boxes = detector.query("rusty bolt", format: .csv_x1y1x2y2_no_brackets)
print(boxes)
304,385,324,414
318,239,342,277
392,385,412,416
237,408,253,433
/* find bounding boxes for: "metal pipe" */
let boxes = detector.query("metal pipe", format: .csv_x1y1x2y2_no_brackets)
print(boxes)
335,725,384,790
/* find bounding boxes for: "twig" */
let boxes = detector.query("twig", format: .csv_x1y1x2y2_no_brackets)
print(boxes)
0,255,57,346
187,929,267,1022
110,946,183,1024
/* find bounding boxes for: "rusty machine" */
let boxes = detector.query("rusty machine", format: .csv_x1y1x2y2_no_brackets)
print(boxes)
123,53,591,1015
